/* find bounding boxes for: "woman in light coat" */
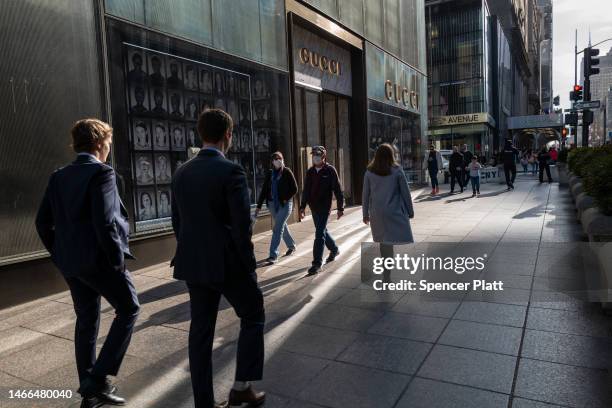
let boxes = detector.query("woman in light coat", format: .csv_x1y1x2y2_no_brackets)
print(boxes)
363,144,415,280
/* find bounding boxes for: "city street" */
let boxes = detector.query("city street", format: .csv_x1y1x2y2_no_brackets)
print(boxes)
1,176,611,408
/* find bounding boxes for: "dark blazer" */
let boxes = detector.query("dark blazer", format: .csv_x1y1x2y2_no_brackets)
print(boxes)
171,149,256,286
299,163,344,214
35,155,132,277
256,167,298,209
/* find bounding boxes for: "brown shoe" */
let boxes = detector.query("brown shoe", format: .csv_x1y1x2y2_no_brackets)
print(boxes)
228,385,265,407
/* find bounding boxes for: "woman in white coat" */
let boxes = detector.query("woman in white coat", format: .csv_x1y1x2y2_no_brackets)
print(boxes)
363,144,415,280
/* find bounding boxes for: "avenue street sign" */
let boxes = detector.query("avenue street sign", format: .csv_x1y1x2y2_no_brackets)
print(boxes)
574,100,601,110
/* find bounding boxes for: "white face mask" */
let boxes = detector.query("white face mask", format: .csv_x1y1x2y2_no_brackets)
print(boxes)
312,155,323,166
272,159,283,169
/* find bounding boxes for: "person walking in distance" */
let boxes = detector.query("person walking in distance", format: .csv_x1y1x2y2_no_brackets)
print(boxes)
171,109,266,408
467,155,482,197
502,140,520,190
537,146,553,183
460,144,473,187
35,119,140,408
299,146,344,276
255,151,298,264
423,144,443,195
448,145,464,194
363,144,414,282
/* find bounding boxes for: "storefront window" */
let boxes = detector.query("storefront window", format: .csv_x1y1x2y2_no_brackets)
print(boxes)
0,0,104,264
107,20,290,234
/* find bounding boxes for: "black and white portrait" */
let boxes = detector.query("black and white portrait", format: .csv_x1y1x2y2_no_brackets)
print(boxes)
214,98,225,110
166,58,183,88
239,78,249,98
241,128,252,151
253,103,270,127
157,189,172,218
255,158,266,177
171,124,186,151
241,156,253,178
199,97,212,114
183,64,198,91
253,78,267,99
184,95,199,120
152,121,169,150
227,100,238,123
169,92,183,118
137,189,157,220
225,73,235,97
148,54,166,87
256,130,269,152
239,102,251,127
199,68,212,94
155,153,172,184
186,126,198,148
150,88,167,117
127,50,147,84
132,120,151,150
135,154,154,185
130,85,149,114
214,71,225,96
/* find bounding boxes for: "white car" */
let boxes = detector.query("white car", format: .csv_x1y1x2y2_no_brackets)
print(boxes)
439,149,452,173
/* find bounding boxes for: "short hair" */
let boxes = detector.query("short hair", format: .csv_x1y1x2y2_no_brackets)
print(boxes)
271,151,283,160
197,109,233,144
71,119,112,153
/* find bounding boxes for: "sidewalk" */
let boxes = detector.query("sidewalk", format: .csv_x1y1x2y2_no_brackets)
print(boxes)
1,178,611,408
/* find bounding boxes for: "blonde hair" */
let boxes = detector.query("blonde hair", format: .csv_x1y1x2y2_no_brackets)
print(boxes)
71,118,113,153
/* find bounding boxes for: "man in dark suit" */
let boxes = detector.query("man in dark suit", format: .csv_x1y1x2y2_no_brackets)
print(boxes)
36,119,139,408
171,109,265,408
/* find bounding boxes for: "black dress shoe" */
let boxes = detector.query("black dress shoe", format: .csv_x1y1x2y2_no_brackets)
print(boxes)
229,385,266,407
79,376,125,406
326,250,339,263
307,265,321,275
284,247,296,256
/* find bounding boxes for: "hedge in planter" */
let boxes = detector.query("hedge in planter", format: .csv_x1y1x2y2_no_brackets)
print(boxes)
583,153,612,216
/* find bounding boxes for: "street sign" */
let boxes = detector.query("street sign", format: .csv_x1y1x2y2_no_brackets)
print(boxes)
574,101,600,110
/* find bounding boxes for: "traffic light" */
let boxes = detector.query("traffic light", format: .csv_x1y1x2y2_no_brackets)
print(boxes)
561,127,568,138
565,112,578,126
584,47,600,77
570,85,583,101
583,109,594,125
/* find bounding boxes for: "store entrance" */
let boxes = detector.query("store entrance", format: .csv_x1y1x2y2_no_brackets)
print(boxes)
294,86,353,206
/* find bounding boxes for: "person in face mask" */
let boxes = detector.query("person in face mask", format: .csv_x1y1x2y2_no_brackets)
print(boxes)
255,152,298,264
299,146,344,275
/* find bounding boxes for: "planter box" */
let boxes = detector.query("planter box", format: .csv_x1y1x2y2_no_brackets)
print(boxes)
557,163,569,186
570,182,584,200
575,192,595,220
568,173,580,188
581,209,612,311
581,207,612,241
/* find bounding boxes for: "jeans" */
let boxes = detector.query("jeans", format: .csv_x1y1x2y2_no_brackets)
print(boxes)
531,162,538,175
312,211,338,267
470,176,480,193
539,163,552,183
268,201,295,259
428,168,439,189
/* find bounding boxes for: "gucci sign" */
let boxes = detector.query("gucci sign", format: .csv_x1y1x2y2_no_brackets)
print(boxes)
384,80,419,110
299,47,341,76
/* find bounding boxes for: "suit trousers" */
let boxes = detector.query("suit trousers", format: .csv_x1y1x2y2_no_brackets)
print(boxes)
187,272,265,408
65,270,140,384
504,164,517,187
450,169,464,192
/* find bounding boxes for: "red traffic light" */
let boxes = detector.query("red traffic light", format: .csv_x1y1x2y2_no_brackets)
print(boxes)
562,128,568,137
574,85,583,92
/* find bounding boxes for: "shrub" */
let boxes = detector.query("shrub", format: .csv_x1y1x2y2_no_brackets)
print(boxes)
568,145,612,177
583,154,612,216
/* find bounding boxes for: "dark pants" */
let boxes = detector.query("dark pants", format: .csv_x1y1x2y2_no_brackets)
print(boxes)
504,164,517,188
428,168,439,189
471,176,480,193
450,169,463,192
539,163,552,182
187,272,265,408
312,211,338,267
65,270,140,385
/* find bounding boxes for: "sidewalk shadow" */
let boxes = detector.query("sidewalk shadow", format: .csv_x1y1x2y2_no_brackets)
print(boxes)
513,204,547,219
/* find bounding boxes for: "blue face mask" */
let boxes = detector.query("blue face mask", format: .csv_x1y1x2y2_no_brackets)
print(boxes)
312,155,323,166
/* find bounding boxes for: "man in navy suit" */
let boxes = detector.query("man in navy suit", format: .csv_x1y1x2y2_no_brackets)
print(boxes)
172,109,265,408
36,119,140,408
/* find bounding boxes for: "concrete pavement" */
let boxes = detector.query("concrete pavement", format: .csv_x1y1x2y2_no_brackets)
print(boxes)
1,176,611,408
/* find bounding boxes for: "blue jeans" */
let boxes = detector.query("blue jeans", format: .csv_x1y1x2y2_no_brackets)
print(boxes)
312,211,338,267
428,168,439,188
470,176,480,193
268,201,295,259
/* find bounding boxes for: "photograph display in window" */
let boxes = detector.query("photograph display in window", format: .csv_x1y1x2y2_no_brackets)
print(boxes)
125,45,279,230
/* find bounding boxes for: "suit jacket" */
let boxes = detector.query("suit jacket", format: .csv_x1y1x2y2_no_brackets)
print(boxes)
35,155,132,278
171,149,256,286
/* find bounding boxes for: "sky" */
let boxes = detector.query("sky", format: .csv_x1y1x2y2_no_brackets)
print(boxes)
553,0,612,108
